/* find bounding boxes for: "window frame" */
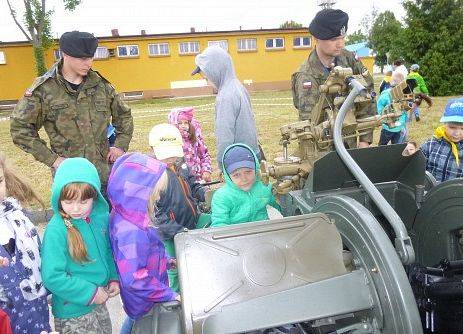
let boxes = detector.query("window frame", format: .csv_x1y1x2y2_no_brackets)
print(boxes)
178,41,200,55
265,37,285,50
237,38,257,52
148,43,170,57
207,40,229,51
53,49,61,61
293,36,312,49
117,45,140,58
94,46,110,60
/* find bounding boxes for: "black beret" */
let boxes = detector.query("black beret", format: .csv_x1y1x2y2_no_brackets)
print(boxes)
59,31,98,58
309,9,349,40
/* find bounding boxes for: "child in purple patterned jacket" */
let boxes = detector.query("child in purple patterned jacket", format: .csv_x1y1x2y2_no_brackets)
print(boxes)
168,107,212,182
107,153,179,334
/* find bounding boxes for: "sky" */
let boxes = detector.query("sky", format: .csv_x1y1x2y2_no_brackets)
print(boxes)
0,0,405,42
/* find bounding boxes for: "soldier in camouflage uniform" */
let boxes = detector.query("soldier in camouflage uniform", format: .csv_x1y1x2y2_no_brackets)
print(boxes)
291,9,375,147
10,31,133,192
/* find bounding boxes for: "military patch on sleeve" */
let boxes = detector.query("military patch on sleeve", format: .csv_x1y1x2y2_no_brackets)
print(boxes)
303,81,312,90
24,90,33,97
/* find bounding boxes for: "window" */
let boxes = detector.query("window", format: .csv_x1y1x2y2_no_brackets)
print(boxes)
53,49,61,60
265,38,284,50
117,45,139,57
148,43,170,56
179,42,200,55
237,38,257,51
208,40,228,51
94,47,109,59
293,37,311,48
0,51,5,64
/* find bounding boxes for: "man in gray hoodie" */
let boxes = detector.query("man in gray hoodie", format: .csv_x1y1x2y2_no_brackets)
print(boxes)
192,45,260,168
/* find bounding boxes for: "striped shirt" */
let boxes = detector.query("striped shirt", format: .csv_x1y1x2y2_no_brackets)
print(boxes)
421,138,463,182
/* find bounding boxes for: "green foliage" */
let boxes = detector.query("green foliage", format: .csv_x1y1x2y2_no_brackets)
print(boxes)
368,11,403,69
7,0,81,76
279,20,303,29
33,45,47,76
346,29,367,45
401,0,463,96
64,0,81,11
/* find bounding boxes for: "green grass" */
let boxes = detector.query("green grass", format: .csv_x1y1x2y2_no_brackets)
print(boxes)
0,87,452,206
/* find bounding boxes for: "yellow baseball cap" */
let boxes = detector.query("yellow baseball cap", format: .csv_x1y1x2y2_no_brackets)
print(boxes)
148,123,184,160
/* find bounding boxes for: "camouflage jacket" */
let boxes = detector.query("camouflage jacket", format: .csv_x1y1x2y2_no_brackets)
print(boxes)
10,61,134,184
291,49,375,143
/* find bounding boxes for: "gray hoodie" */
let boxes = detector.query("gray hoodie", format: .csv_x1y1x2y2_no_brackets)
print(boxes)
195,45,259,168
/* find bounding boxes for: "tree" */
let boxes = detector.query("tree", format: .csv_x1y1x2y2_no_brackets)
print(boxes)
6,0,81,76
346,29,367,45
400,0,463,96
280,20,303,29
360,6,378,36
368,11,403,72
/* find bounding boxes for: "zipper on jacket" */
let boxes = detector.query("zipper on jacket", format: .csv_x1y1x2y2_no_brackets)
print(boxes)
87,219,111,281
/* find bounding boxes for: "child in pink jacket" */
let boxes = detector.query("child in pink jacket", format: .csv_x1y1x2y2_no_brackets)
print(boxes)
168,107,212,182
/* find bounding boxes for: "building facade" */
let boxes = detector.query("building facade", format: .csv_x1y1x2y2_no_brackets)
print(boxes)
0,28,373,102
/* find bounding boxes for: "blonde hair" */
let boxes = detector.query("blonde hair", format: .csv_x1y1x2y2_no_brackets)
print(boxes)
148,170,169,224
0,153,44,207
58,182,97,263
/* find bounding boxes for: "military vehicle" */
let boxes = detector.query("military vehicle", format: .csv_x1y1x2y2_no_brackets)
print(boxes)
133,68,463,334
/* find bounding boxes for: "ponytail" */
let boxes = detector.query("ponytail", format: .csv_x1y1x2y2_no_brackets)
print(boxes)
63,218,90,263
148,171,169,224
58,182,97,263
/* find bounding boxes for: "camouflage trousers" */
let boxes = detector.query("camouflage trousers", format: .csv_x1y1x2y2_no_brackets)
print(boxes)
54,304,112,334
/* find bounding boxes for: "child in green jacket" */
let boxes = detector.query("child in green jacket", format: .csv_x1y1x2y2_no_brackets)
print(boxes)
41,158,120,333
211,144,280,227
407,63,430,121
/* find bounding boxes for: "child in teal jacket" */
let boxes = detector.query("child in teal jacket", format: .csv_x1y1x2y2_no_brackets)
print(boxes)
41,158,119,333
211,144,280,227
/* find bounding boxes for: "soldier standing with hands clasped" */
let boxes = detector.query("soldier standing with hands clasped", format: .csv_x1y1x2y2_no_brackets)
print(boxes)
291,9,375,148
10,31,133,194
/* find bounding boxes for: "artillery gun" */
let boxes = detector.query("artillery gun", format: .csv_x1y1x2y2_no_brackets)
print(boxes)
132,68,463,333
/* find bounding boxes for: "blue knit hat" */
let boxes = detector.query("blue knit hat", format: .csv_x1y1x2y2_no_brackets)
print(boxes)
440,97,463,123
223,146,255,175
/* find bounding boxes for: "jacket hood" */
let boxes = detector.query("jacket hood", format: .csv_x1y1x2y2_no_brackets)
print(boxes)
51,157,108,215
195,45,236,89
221,143,260,190
107,153,167,229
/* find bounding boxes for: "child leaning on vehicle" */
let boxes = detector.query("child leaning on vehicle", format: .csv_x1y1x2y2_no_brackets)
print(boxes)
211,144,280,227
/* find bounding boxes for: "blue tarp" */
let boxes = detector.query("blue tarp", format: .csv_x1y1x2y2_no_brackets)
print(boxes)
345,42,372,57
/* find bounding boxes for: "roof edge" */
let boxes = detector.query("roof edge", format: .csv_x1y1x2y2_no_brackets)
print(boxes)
0,27,310,46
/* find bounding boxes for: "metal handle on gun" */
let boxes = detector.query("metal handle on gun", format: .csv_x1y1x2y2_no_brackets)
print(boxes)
333,76,416,265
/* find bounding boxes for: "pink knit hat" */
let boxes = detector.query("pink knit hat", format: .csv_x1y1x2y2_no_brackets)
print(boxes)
177,107,195,122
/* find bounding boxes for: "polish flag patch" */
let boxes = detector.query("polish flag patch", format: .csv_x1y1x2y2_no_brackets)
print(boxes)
303,81,312,89
24,90,32,97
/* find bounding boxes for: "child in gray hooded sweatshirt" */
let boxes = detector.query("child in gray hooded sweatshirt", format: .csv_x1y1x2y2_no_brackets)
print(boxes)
192,45,260,168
